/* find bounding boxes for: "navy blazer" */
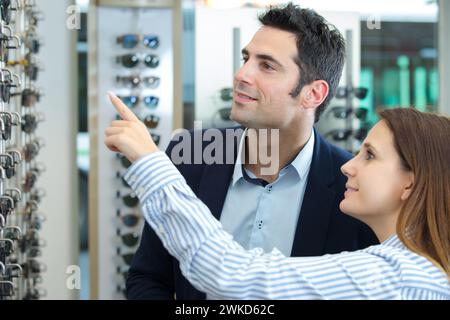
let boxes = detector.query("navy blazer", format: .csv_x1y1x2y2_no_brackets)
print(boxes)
126,127,379,300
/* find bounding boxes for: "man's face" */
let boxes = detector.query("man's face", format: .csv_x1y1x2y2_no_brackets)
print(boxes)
230,26,302,129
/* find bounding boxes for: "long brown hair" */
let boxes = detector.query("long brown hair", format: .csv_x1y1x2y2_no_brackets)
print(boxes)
379,108,450,279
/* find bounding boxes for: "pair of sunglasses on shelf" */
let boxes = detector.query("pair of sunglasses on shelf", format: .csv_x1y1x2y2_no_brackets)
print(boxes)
325,127,368,143
116,53,159,69
118,95,159,109
335,86,368,100
328,106,368,121
116,75,160,89
116,34,159,49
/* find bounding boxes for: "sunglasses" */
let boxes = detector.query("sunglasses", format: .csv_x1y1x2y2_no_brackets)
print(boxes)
117,154,131,169
120,232,140,247
335,87,368,100
20,88,41,107
116,34,159,49
116,54,160,69
118,95,159,109
220,88,233,102
142,114,160,129
22,112,44,134
151,133,161,146
325,128,369,142
116,171,130,188
121,253,135,266
116,75,160,88
329,107,368,121
117,191,139,208
118,212,141,228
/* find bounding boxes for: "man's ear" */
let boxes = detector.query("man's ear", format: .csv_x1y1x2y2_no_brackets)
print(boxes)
400,173,415,201
300,80,329,110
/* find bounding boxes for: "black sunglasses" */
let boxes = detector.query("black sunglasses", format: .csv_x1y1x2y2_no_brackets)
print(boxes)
116,54,160,69
120,233,140,247
116,154,131,169
121,253,134,266
335,87,368,100
117,191,139,208
325,128,369,142
329,107,368,121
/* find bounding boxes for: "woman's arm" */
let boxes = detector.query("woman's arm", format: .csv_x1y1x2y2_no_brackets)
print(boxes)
124,152,404,300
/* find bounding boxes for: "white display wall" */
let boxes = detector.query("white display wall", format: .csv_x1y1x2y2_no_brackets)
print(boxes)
89,0,181,300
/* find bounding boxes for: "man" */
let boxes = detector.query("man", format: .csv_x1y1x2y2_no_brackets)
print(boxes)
126,3,378,299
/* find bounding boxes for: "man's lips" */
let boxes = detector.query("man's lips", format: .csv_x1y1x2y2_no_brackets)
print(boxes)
234,91,258,103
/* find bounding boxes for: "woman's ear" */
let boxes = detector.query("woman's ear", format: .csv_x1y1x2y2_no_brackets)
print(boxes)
400,173,415,201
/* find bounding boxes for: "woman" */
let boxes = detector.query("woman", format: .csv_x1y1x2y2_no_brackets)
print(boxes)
105,93,450,299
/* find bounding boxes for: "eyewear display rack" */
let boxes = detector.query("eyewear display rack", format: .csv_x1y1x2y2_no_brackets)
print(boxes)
88,0,182,299
0,0,46,300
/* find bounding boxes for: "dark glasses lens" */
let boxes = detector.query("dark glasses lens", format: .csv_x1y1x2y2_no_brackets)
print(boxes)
117,34,139,49
118,95,139,108
151,133,161,146
330,107,351,119
116,172,130,188
117,54,139,68
121,233,140,247
22,114,38,134
354,87,368,100
121,213,140,228
143,115,160,129
122,253,134,266
220,88,233,102
117,154,131,169
143,54,159,68
335,87,348,99
143,35,159,49
117,192,139,207
354,128,368,142
22,89,39,107
354,108,368,120
143,96,159,108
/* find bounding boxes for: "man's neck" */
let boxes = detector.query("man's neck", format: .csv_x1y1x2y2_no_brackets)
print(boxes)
243,126,313,183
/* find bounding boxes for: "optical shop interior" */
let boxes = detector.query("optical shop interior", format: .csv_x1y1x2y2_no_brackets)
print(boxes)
0,0,449,301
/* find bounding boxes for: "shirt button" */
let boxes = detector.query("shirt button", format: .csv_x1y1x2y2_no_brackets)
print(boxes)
129,175,137,183
138,187,145,195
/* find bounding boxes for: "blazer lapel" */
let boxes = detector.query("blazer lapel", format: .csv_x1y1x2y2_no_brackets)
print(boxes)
291,129,336,257
196,127,242,220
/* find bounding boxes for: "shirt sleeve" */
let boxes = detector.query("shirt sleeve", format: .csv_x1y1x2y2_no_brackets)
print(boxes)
123,151,404,300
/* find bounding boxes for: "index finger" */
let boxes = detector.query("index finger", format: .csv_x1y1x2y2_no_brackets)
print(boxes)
107,91,140,122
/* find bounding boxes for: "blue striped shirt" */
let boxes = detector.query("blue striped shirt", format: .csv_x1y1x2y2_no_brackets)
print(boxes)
124,151,450,300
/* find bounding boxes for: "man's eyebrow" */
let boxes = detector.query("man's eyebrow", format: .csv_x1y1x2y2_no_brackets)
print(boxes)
241,48,283,68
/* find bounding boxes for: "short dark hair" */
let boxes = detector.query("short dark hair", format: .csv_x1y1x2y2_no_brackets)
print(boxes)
258,2,345,123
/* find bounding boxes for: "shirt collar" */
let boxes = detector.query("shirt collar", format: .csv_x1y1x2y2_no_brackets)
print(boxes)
231,129,315,186
381,234,404,249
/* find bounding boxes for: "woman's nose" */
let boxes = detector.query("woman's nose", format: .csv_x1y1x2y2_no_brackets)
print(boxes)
341,157,356,177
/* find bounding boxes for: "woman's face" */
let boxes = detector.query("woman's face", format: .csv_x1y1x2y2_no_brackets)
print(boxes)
340,120,414,222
